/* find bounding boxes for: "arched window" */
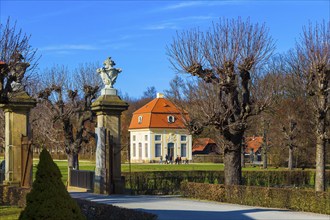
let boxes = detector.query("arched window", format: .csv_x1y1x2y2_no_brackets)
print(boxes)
167,115,175,123
138,116,143,124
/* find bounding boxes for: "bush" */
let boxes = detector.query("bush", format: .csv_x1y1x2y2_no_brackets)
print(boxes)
123,170,330,194
19,149,85,220
0,186,30,207
181,182,330,215
75,198,157,220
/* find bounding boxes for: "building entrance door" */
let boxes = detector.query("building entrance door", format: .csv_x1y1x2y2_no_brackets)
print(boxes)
167,143,174,158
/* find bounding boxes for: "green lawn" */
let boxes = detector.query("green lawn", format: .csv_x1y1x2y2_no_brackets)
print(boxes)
0,206,22,220
0,156,313,184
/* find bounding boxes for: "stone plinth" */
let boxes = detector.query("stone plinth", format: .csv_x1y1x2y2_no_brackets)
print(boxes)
0,91,36,186
92,93,128,194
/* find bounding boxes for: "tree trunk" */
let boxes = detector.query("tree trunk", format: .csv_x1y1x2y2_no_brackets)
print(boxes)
262,146,268,169
67,152,79,170
315,91,327,192
288,146,293,170
224,133,242,185
241,144,245,168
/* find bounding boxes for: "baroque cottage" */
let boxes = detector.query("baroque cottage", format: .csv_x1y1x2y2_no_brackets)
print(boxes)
128,93,192,163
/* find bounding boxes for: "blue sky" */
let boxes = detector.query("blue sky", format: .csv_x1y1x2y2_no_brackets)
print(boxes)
1,1,329,98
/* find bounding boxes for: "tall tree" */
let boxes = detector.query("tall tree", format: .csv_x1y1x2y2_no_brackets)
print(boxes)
289,21,329,191
167,18,275,185
142,86,157,99
36,65,99,169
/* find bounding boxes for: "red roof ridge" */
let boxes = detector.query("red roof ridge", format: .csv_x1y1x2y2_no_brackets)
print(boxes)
150,97,160,113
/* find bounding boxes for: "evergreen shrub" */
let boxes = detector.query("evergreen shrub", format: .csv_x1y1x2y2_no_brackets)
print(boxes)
19,149,85,220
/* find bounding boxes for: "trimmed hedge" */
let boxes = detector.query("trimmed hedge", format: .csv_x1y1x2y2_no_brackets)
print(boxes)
122,170,330,194
75,198,157,220
180,182,330,215
0,186,30,207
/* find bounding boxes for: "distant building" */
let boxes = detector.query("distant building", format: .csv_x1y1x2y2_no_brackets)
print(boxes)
192,138,219,155
245,136,263,162
128,93,192,163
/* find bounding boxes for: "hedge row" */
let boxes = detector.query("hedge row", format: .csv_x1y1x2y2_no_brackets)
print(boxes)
0,185,30,207
122,170,330,194
75,198,157,220
180,182,330,215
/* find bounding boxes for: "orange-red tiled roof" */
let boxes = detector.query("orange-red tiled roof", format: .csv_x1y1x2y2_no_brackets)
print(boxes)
0,61,6,65
129,97,188,129
245,136,263,152
192,138,216,152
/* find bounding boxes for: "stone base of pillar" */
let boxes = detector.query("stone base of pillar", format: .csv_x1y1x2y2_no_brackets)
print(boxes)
113,177,125,194
94,168,107,194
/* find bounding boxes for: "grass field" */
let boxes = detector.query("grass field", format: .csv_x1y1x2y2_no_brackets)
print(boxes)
0,206,22,220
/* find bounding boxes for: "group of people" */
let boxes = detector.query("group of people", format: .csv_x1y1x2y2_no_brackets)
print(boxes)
159,155,188,164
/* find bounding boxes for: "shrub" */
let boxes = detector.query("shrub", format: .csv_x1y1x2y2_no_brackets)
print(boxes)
19,149,85,220
0,185,30,207
75,198,157,220
181,182,330,215
123,170,330,194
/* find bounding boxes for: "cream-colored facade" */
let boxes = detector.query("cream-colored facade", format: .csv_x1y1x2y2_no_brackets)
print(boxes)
128,93,192,163
129,128,192,163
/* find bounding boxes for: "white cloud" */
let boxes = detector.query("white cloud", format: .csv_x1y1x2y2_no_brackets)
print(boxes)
144,22,179,30
162,2,203,10
40,44,99,51
160,1,242,11
143,15,215,31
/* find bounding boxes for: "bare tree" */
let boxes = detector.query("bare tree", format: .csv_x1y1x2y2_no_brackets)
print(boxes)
36,65,99,169
289,21,329,191
167,18,275,185
0,18,39,102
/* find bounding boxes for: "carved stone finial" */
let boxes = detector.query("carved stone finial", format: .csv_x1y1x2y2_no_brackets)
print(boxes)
97,57,122,95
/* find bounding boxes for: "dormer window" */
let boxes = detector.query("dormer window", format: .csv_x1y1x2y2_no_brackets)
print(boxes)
138,116,143,124
167,115,175,123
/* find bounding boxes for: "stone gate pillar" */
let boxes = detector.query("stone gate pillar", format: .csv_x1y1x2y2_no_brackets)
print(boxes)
0,91,36,186
92,57,128,194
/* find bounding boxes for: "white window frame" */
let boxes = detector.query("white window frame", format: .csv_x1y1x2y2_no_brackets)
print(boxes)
138,116,143,124
155,143,161,157
145,143,148,158
181,143,187,157
167,115,175,123
155,135,161,141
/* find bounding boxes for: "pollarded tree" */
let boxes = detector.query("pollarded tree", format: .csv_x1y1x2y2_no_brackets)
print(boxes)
167,18,275,185
289,21,329,191
36,65,99,169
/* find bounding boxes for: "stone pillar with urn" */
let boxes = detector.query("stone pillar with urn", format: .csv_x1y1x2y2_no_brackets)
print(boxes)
92,57,128,194
0,58,36,187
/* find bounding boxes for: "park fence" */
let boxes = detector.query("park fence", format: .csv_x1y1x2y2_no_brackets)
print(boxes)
69,170,95,191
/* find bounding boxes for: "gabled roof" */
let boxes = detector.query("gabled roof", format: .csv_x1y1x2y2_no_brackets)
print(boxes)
192,138,216,152
245,136,263,152
129,94,188,130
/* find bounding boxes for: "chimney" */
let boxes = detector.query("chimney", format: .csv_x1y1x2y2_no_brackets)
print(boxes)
157,93,164,98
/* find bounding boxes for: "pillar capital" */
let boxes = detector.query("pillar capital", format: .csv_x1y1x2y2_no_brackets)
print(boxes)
91,94,128,115
0,91,36,111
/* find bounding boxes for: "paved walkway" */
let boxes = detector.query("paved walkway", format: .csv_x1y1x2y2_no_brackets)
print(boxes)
71,192,329,220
